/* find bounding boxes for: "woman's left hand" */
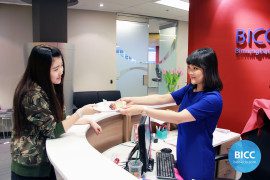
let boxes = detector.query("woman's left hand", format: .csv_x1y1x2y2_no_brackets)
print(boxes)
75,118,102,135
118,105,144,116
80,104,99,116
89,121,102,135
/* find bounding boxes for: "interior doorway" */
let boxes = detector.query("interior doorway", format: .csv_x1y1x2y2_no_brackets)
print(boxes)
116,14,179,97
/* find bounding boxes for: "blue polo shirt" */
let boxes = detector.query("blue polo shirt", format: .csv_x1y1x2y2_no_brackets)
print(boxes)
171,84,223,180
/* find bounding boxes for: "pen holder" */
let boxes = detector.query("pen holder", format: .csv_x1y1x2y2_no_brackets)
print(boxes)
156,129,168,139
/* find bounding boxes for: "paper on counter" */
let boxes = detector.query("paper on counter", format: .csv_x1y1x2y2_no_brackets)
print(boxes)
150,118,165,125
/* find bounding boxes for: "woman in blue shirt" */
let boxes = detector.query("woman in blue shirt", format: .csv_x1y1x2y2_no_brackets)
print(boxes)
119,48,223,180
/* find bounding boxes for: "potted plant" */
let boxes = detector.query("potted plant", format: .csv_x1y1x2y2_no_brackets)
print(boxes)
162,68,183,92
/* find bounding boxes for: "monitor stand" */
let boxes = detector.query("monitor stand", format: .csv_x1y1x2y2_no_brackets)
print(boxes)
148,158,154,171
126,143,154,172
127,143,139,160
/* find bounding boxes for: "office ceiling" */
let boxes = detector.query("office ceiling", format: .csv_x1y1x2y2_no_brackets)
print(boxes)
0,0,189,21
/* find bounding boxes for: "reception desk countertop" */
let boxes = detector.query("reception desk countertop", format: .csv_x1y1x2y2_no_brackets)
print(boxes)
46,103,177,180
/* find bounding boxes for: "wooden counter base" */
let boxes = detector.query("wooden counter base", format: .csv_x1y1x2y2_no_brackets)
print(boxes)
86,114,126,152
86,104,179,152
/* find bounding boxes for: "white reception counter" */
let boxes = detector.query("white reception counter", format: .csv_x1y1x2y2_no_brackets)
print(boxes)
46,104,178,180
46,103,240,180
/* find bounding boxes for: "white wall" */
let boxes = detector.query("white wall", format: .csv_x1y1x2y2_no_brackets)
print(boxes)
68,9,116,92
0,5,117,108
0,4,186,109
0,4,32,109
176,21,188,87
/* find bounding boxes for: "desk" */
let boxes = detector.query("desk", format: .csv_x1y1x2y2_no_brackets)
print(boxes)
103,130,178,180
46,103,177,180
103,129,240,180
46,103,240,180
85,103,178,152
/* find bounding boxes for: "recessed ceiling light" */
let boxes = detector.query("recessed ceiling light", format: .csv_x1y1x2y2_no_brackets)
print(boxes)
99,3,104,7
155,0,189,11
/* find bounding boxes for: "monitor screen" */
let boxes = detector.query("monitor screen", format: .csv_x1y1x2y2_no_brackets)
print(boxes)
138,116,152,172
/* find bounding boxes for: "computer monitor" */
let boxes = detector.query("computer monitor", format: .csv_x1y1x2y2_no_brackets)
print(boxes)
138,116,152,172
127,116,153,173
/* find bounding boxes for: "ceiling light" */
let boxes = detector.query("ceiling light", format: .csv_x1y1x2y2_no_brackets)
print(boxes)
99,3,104,7
155,0,189,11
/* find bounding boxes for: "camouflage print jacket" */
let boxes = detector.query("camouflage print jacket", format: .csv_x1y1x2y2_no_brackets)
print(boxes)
11,83,65,177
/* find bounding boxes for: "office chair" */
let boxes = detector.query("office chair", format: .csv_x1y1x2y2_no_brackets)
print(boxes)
0,109,13,139
216,99,270,180
239,113,270,180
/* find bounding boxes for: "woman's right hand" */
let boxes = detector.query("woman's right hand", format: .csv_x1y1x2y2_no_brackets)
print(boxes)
79,104,98,116
120,97,135,106
118,105,144,116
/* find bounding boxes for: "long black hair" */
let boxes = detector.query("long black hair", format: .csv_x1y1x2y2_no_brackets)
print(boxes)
13,45,65,137
187,48,223,91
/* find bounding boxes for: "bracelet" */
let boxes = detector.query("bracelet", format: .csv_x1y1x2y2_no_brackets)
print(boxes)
141,106,148,116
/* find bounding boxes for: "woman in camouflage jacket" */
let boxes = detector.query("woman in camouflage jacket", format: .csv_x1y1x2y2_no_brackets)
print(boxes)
11,45,102,180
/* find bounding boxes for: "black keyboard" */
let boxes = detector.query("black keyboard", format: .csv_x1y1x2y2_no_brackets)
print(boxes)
156,152,176,179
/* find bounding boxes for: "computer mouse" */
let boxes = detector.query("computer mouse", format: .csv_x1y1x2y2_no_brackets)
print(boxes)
161,148,172,153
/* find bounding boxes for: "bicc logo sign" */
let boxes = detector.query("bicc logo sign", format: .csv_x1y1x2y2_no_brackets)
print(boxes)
228,140,261,173
235,28,270,56
236,28,270,44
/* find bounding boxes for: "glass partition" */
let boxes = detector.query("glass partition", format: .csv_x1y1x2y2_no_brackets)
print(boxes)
116,17,179,97
116,20,148,97
158,24,178,94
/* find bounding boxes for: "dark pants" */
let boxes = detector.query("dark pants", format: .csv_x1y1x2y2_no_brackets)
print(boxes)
11,168,57,180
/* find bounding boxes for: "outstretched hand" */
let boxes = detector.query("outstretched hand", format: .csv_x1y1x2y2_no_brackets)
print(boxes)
118,105,144,116
81,104,99,115
119,97,134,106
